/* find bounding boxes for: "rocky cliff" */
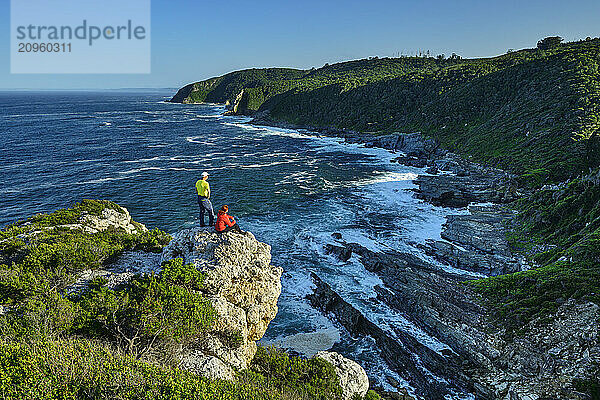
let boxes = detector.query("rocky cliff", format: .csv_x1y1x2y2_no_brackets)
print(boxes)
306,131,599,399
160,228,283,378
0,200,375,400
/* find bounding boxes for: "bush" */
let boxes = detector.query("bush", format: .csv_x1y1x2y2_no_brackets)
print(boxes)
0,201,171,304
244,346,343,400
362,390,382,400
537,36,563,50
0,338,280,400
574,375,600,400
0,202,352,400
74,259,216,356
469,260,600,333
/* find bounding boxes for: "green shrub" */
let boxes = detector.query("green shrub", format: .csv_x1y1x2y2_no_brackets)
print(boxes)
0,201,171,304
362,390,382,400
471,169,600,331
244,346,343,400
574,376,600,400
469,260,600,333
27,199,125,227
0,202,352,400
0,338,280,400
74,259,215,356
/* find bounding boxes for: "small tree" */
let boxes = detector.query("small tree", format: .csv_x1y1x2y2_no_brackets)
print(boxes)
537,36,563,50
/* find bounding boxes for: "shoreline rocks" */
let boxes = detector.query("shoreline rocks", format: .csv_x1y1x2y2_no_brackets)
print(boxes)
419,204,529,276
197,112,593,399
307,272,474,400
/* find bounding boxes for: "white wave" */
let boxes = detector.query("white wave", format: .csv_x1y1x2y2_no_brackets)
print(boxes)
185,136,217,145
221,122,263,131
118,167,162,174
355,171,419,186
74,176,132,185
123,156,163,164
0,188,22,194
168,167,198,171
239,160,295,169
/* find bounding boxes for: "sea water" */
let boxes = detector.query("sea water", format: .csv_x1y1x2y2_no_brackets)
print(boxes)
0,90,472,398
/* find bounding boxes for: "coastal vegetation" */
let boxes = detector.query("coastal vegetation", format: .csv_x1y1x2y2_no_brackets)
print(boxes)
171,37,600,182
470,168,600,332
0,200,356,400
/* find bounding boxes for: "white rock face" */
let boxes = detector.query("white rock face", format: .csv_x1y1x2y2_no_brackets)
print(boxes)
79,206,146,234
161,228,283,373
53,206,147,235
315,351,369,400
179,353,235,381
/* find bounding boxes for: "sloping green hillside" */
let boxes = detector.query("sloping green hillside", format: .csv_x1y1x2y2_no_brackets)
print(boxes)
170,68,305,104
172,39,600,181
470,168,600,331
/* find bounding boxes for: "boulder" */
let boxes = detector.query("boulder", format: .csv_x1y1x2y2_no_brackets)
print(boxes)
391,155,427,168
35,205,147,236
161,228,282,373
418,204,527,276
315,351,369,400
415,153,517,207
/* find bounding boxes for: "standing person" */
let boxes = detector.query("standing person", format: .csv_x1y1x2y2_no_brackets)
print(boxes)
196,172,215,227
215,205,243,234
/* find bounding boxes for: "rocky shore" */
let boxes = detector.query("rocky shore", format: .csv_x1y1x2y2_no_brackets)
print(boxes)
241,117,598,399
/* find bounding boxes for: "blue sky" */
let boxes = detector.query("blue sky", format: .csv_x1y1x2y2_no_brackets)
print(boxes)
1,0,599,89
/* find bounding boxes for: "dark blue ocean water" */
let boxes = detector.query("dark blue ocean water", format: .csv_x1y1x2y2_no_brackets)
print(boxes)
0,91,469,395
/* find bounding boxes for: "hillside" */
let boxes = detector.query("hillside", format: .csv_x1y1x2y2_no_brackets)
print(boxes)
171,39,600,182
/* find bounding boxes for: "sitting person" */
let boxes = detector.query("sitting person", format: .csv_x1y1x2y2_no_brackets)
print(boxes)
215,205,243,234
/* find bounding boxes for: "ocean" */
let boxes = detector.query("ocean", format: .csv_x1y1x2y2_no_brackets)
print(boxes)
0,90,470,396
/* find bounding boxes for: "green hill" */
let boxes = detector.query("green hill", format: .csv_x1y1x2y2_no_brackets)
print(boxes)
171,38,600,182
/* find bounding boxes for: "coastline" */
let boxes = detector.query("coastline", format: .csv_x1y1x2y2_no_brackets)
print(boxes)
234,111,596,400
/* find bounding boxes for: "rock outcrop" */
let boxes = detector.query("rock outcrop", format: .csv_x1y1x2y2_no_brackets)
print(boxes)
160,228,283,376
314,351,369,400
316,227,597,400
309,252,485,399
419,204,529,276
77,206,146,234
476,299,599,400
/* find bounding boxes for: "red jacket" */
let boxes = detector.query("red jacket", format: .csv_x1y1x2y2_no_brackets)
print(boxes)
215,211,235,232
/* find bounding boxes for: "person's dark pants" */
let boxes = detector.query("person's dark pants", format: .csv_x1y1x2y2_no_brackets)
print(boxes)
197,196,215,227
218,223,243,234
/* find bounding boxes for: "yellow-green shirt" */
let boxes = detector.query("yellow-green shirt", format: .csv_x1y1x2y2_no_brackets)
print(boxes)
196,179,210,197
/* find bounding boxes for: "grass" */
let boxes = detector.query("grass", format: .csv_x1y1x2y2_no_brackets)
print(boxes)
469,169,600,333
